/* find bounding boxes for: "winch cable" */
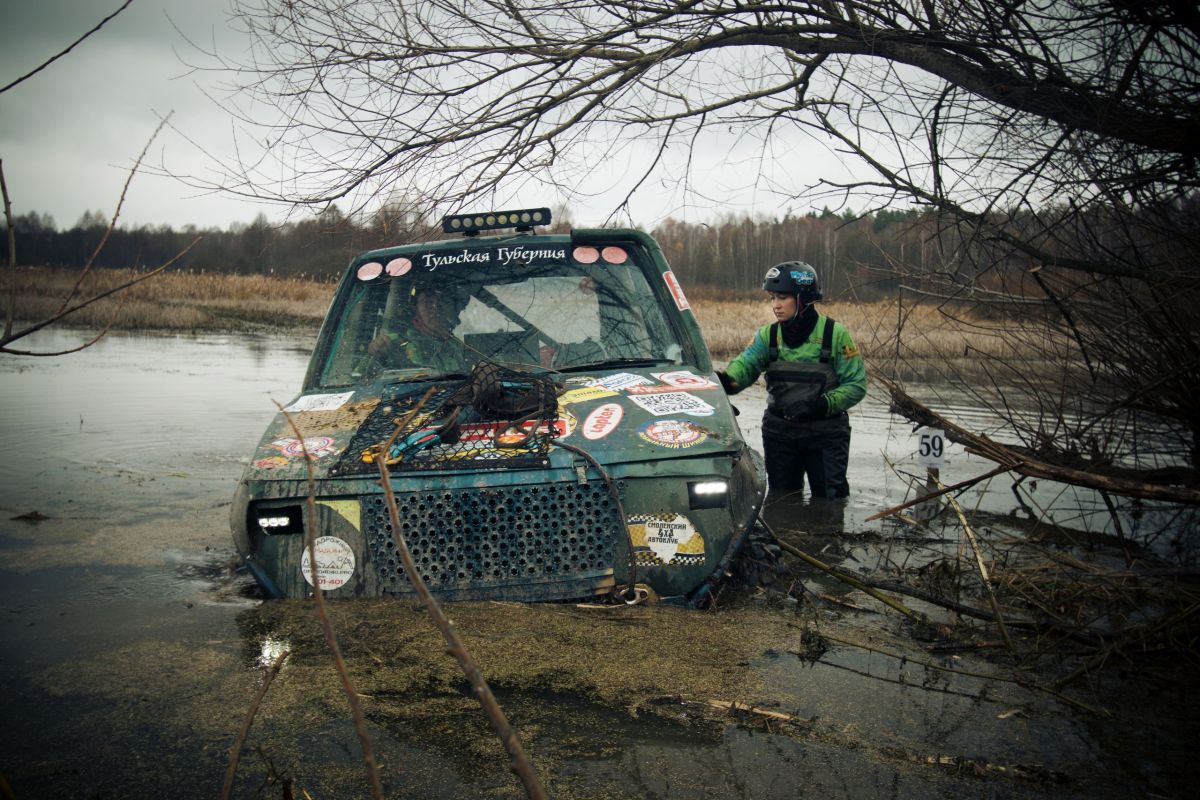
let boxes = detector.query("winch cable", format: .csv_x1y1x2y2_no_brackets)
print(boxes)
554,440,640,603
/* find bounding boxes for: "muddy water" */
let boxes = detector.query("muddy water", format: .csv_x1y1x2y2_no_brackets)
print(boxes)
0,330,1192,799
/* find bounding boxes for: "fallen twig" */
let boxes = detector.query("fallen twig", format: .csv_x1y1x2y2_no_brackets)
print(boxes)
944,489,1015,652
278,404,385,800
865,463,1015,522
375,393,547,800
220,648,290,800
761,516,924,622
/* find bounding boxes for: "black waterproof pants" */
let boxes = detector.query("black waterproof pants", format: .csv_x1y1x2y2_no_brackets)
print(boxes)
761,411,851,499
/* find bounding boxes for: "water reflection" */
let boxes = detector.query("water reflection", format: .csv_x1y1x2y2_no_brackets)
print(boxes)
762,492,847,538
0,328,310,522
0,330,1193,798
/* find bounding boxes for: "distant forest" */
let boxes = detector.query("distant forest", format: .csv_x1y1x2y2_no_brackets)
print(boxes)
6,204,951,301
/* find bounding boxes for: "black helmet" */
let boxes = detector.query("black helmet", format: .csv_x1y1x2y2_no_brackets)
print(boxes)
763,261,822,302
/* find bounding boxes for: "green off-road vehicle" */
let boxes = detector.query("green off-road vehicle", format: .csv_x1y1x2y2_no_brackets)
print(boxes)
231,208,765,605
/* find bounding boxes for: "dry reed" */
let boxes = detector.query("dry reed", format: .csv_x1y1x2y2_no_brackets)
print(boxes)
687,286,1013,361
3,266,334,332
5,266,1015,360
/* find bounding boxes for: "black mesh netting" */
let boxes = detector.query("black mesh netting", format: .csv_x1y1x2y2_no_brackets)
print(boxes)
329,362,562,477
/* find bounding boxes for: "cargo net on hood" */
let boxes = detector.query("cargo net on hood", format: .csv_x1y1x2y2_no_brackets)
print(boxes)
330,362,562,476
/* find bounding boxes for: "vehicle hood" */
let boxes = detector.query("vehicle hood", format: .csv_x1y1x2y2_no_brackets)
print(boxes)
240,367,746,482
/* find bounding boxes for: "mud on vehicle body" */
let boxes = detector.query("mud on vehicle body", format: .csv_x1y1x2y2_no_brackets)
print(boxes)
231,208,765,605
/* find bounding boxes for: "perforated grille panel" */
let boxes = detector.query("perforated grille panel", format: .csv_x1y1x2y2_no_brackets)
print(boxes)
362,482,620,601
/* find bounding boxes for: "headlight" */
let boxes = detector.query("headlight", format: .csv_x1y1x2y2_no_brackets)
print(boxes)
253,504,304,535
687,480,728,509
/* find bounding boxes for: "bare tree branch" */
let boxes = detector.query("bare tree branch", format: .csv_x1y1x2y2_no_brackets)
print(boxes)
0,1,135,95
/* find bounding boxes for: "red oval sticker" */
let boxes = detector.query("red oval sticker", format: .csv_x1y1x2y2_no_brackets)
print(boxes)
583,402,624,440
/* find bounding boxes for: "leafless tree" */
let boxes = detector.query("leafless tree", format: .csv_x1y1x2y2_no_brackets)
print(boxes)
202,1,1198,494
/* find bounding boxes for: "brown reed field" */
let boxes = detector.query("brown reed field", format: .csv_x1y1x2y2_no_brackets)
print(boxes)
4,266,335,333
4,266,1019,362
686,285,1017,362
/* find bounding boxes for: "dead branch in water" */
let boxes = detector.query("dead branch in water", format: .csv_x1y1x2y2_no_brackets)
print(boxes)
878,376,1200,505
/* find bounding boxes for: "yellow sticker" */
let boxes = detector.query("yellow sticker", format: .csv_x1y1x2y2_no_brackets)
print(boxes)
558,386,619,405
625,513,706,566
317,499,362,531
842,344,860,359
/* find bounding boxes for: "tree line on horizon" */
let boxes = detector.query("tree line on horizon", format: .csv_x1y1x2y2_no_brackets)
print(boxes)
3,203,980,302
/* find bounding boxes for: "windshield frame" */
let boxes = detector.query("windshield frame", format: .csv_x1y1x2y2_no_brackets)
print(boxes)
303,234,700,391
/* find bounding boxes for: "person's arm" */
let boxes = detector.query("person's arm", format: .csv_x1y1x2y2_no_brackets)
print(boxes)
367,331,413,366
721,325,770,394
824,324,866,414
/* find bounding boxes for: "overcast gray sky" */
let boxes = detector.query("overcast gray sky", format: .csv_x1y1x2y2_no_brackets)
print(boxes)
0,1,855,232
0,0,272,230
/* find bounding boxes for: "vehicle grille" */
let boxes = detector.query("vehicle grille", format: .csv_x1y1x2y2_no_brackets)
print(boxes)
362,482,620,601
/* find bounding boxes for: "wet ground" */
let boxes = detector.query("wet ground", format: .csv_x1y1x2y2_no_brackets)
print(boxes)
1,329,1196,799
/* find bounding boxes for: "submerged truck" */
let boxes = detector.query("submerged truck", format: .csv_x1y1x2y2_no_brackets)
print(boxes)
231,208,765,605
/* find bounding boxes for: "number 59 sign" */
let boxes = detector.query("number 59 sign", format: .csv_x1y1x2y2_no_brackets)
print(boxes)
916,427,947,468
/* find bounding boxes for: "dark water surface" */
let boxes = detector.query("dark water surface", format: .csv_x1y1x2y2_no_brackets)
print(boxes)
1,329,1193,799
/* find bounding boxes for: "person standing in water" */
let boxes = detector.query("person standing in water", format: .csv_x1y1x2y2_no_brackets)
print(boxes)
717,262,866,498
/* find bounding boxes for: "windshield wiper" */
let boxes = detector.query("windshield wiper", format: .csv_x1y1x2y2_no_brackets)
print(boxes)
381,370,471,384
558,357,672,372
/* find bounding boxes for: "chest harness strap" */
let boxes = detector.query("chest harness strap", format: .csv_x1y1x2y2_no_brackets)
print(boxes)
768,317,835,363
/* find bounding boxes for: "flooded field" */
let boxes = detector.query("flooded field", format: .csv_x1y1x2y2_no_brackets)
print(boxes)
1,329,1196,799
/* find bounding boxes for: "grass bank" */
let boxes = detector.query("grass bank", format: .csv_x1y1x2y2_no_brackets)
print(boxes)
3,266,335,333
4,266,1013,360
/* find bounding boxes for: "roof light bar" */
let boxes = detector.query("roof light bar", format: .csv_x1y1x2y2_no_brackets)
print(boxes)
442,207,552,235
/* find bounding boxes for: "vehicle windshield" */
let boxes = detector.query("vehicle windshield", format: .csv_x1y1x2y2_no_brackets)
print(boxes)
314,242,687,387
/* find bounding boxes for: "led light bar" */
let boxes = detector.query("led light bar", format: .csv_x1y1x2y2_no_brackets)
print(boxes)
442,207,552,235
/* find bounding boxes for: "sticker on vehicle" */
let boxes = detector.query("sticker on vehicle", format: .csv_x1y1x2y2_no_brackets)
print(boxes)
269,436,340,458
252,456,291,470
300,536,356,590
662,270,691,311
285,392,355,413
637,419,709,448
590,372,653,390
559,386,619,406
628,392,715,417
582,403,623,440
652,371,717,390
628,513,705,566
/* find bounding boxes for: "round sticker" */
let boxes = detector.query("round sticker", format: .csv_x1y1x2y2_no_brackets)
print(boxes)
572,246,600,264
637,419,708,449
601,246,628,264
356,261,383,280
270,436,337,458
385,257,413,276
300,536,356,590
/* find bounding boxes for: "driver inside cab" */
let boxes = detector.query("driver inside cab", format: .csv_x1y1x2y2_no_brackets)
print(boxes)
368,286,469,372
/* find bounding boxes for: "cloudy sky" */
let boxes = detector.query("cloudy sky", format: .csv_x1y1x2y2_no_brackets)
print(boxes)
0,1,269,229
0,1,853,233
